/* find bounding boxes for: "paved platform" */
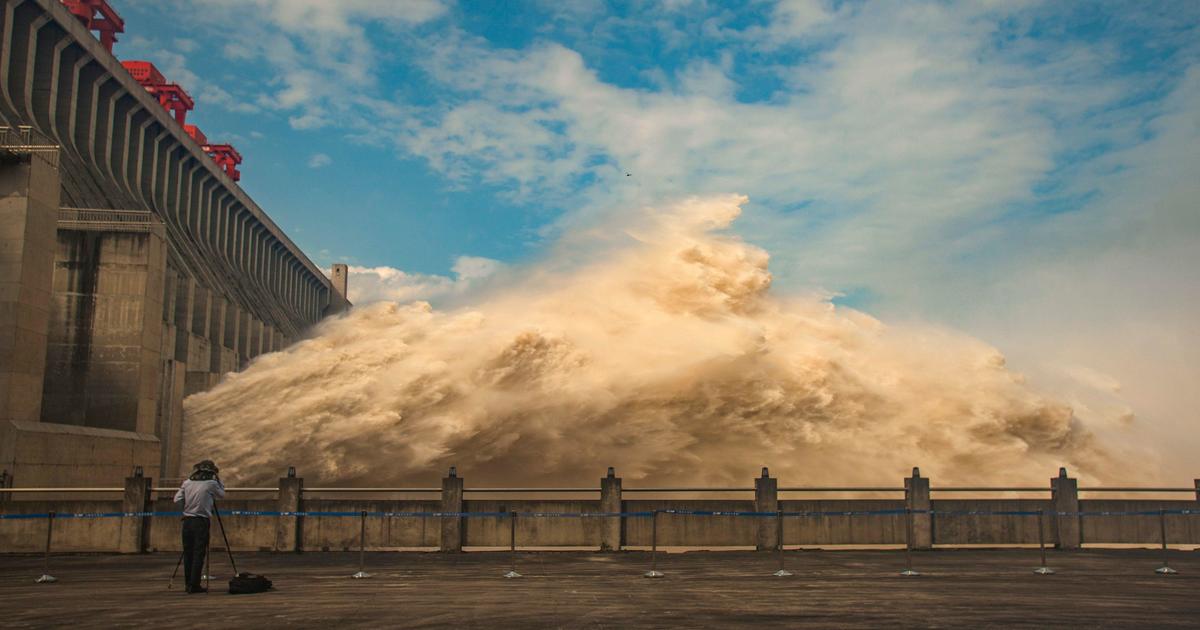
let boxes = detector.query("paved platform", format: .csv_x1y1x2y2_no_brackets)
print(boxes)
1,549,1197,628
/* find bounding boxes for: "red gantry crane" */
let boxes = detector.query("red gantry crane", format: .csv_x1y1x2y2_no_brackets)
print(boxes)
121,60,195,125
68,1,247,182
122,59,243,181
183,124,207,145
61,0,124,53
202,143,243,182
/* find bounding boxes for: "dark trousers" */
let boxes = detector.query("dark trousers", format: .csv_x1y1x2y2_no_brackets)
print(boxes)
181,516,210,591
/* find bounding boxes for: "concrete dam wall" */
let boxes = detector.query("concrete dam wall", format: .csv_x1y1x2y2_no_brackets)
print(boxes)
0,0,347,488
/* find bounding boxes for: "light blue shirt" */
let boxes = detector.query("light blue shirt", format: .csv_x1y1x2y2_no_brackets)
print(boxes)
173,479,226,518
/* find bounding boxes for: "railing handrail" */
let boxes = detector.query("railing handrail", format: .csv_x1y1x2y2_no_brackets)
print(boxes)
5,485,1196,494
1,488,125,492
151,487,278,493
307,488,440,492
624,488,756,492
464,488,597,493
1078,488,1196,492
778,487,905,492
931,487,1048,492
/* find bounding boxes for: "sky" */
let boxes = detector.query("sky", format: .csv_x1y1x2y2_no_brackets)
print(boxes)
114,0,1200,472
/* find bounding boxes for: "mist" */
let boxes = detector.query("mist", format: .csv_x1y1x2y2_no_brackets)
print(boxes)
183,195,1117,486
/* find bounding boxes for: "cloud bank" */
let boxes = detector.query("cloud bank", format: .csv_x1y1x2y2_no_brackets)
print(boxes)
342,256,502,305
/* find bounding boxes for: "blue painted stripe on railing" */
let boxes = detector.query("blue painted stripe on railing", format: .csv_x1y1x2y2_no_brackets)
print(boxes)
931,510,1043,516
779,509,911,517
659,509,776,517
1062,510,1190,517
496,512,657,518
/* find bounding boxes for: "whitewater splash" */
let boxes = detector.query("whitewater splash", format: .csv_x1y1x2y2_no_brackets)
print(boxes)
184,195,1113,486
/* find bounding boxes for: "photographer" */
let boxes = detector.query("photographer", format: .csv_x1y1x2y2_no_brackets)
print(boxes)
173,460,226,594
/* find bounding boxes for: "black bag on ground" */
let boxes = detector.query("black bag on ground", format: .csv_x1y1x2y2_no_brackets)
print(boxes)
228,572,272,594
212,504,272,594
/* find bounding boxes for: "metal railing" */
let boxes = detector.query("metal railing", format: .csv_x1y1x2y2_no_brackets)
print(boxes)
1080,488,1197,493
932,487,1047,492
0,125,59,168
58,208,157,233
780,487,904,492
4,485,1197,495
307,488,440,493
2,488,125,493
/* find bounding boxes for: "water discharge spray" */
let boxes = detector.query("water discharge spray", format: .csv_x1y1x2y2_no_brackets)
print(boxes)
184,195,1112,486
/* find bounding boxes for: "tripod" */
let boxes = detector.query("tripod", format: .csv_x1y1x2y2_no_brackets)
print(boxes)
213,504,238,575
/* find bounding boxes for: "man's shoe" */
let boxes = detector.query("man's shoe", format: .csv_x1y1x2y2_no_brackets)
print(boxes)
187,587,208,594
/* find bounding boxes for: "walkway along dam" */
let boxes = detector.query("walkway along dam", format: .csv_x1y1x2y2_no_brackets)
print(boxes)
0,0,348,488
0,467,1197,553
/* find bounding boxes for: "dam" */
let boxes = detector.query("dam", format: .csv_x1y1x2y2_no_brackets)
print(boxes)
0,0,346,487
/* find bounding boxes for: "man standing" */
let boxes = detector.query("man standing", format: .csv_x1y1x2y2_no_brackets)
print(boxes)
173,460,225,594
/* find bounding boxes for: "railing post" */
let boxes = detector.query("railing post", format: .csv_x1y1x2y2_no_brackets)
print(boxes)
1193,479,1199,503
754,467,778,551
275,466,303,552
600,467,622,552
119,467,152,553
904,467,932,550
1050,467,1080,549
0,469,11,503
440,466,464,553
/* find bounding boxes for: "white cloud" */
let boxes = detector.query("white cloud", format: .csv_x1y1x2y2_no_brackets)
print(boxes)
342,256,504,305
117,42,260,116
211,0,448,35
937,66,1200,475
452,256,503,280
381,3,1184,315
307,152,332,168
183,0,451,130
748,0,840,47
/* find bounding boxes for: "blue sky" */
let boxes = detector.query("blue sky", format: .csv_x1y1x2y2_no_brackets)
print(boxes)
115,1,1199,462
112,1,1198,292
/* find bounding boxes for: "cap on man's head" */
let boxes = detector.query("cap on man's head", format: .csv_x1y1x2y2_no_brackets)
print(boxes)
192,460,219,474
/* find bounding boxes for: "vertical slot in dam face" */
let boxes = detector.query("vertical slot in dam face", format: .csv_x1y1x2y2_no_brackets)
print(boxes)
182,195,1114,487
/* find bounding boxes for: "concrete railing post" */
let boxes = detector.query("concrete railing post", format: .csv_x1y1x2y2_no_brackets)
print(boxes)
599,467,622,552
441,466,464,553
904,467,932,550
754,467,778,551
275,467,303,552
0,469,10,503
1050,467,1080,549
119,467,152,553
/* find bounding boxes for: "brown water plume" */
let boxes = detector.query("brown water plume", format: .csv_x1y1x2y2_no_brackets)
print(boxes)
183,195,1114,486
